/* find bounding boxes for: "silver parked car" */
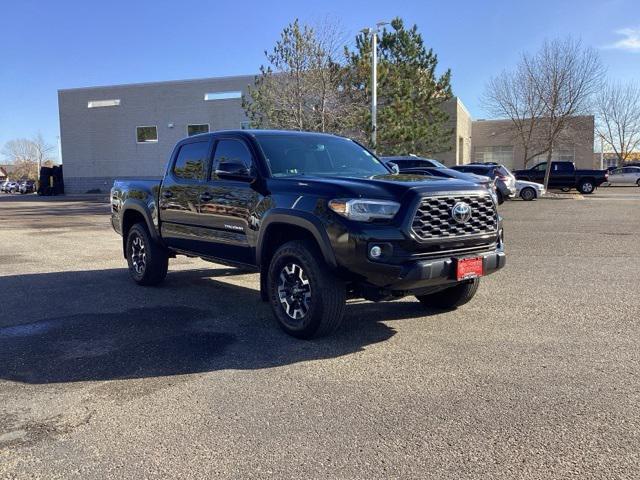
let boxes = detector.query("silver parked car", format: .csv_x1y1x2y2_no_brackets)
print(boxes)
515,180,545,201
605,166,640,187
2,180,19,193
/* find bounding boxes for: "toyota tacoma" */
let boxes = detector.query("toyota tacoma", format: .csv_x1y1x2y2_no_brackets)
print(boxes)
111,130,505,338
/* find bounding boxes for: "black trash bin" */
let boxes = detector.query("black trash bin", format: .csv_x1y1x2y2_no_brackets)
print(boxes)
38,165,64,195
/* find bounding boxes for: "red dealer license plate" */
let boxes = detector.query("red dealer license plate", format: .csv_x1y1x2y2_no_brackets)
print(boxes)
456,257,484,281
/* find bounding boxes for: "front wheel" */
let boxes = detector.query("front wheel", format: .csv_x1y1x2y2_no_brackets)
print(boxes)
267,240,346,339
520,187,536,201
636,179,640,187
416,278,480,309
126,223,168,286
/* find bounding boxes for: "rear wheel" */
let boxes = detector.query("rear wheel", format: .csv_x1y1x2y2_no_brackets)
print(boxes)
636,179,640,187
416,278,480,309
520,187,536,201
578,180,595,194
126,223,168,286
267,240,346,339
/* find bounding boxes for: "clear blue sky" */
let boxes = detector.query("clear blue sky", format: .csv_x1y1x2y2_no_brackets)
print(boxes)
0,0,638,158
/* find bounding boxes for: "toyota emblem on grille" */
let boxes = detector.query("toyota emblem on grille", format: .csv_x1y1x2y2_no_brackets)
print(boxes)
451,202,472,224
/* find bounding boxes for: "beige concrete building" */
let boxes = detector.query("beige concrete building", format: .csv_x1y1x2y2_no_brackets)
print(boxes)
57,77,596,193
432,98,596,170
434,98,473,166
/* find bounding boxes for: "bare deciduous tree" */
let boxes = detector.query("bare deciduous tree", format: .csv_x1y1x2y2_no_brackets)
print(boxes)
523,38,604,189
484,38,603,186
595,81,640,164
483,66,548,167
1,133,56,180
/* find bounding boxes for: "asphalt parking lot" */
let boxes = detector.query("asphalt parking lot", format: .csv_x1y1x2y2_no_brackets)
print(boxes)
0,188,638,479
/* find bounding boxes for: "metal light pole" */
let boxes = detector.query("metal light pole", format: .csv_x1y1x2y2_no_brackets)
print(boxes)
371,29,378,149
363,22,388,151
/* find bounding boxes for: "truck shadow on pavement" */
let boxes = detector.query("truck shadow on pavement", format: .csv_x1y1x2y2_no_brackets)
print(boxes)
0,267,439,384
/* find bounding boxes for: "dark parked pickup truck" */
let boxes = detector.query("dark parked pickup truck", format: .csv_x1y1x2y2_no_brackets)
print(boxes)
111,130,505,338
513,161,608,194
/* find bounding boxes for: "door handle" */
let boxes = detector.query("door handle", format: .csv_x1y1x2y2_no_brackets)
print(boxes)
162,190,173,198
200,192,213,202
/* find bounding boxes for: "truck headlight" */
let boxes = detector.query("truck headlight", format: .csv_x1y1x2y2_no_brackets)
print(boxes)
328,199,401,221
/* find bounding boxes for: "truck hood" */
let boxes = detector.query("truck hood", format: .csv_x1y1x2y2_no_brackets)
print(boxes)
270,173,485,201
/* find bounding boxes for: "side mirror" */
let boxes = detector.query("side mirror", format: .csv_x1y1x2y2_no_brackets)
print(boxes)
388,162,400,175
215,162,253,181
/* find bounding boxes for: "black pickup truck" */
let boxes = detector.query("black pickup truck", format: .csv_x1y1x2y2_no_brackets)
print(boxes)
111,130,505,338
513,161,608,194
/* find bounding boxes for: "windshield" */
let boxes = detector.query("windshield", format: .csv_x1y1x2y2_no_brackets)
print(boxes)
256,134,390,178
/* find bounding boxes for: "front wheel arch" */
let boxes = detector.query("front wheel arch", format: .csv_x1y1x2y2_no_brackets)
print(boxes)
257,213,337,269
258,220,333,302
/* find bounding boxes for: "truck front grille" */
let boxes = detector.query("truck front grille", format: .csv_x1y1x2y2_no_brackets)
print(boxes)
411,194,498,240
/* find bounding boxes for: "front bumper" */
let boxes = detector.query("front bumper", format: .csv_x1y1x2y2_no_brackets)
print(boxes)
335,233,506,292
387,248,505,291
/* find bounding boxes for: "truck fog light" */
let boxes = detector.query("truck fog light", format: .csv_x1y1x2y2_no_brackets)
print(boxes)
370,245,382,259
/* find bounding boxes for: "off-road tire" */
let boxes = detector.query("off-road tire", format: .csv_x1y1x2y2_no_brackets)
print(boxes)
126,223,168,286
267,240,346,339
416,278,480,309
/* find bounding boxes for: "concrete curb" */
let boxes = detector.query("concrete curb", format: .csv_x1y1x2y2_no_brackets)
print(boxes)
540,192,585,200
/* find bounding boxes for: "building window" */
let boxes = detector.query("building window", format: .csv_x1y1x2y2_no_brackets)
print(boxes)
88,99,120,108
531,147,575,165
204,91,242,101
474,146,514,168
187,124,209,136
136,126,158,143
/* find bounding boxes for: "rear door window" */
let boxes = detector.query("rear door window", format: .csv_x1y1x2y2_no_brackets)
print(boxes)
172,141,210,180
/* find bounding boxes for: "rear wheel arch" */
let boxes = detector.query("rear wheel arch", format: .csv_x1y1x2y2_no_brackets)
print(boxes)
120,204,160,257
578,177,596,194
